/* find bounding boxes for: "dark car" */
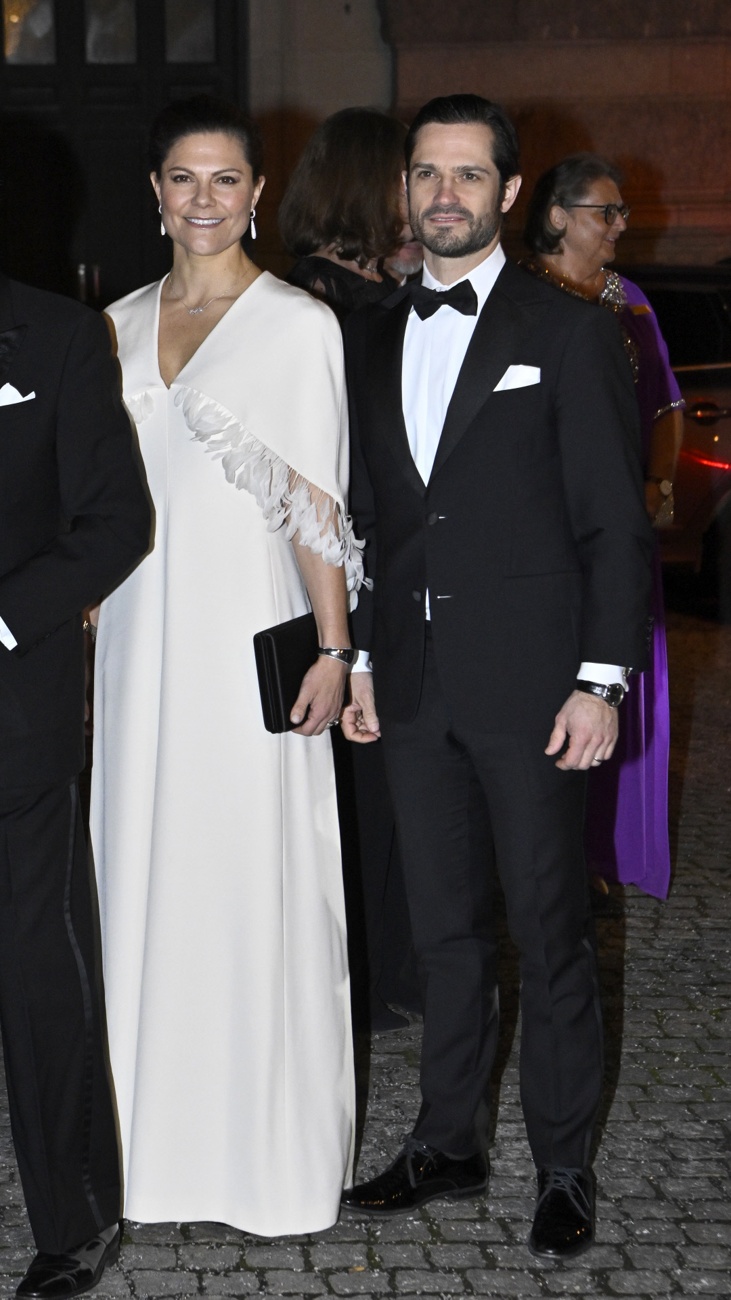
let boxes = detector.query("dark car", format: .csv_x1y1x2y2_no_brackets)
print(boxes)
626,265,731,616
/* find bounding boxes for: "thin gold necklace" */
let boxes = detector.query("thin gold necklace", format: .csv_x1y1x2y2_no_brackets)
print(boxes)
166,267,253,316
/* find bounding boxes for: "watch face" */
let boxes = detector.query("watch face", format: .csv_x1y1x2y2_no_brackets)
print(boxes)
605,683,625,707
659,480,673,496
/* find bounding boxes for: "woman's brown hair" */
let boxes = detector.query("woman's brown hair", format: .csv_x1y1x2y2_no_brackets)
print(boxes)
278,108,406,265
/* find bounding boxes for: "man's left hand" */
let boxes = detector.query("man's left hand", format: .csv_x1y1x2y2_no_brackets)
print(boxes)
545,689,619,770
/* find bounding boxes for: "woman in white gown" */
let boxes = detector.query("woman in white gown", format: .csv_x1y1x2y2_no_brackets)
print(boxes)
91,96,360,1236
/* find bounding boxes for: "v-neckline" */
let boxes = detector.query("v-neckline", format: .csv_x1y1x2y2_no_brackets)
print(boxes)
155,270,265,390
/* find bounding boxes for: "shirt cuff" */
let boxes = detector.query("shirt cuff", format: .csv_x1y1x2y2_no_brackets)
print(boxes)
0,615,18,651
352,649,372,673
577,662,629,690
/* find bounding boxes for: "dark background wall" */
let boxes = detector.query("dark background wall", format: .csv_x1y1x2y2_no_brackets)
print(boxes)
380,0,731,264
1,0,727,303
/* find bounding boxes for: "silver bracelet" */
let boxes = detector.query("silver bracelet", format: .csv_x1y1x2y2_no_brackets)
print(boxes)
318,646,356,666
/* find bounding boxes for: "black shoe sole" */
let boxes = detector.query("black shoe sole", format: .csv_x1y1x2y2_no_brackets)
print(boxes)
527,1233,594,1261
340,1179,488,1217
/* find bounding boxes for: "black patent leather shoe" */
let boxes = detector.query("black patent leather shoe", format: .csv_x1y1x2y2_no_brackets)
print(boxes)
340,1139,488,1216
16,1224,121,1298
528,1167,594,1259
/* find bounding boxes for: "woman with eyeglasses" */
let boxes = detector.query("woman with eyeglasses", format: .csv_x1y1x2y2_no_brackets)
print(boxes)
522,153,683,901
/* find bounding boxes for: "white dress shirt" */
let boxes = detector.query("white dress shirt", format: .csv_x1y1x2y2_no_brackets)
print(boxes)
0,616,17,651
395,245,625,689
402,245,506,487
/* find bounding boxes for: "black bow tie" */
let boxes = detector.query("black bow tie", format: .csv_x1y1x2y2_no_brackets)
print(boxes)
410,280,478,321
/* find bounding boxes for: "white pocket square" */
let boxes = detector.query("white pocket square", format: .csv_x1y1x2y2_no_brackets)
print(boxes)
493,364,541,392
0,383,36,407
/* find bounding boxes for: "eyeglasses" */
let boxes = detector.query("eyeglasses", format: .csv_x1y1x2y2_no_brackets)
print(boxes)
565,203,631,225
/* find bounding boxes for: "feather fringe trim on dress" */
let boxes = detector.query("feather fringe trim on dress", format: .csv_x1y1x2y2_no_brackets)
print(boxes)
163,385,368,606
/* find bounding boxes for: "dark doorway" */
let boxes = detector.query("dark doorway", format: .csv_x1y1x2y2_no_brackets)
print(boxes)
0,0,248,305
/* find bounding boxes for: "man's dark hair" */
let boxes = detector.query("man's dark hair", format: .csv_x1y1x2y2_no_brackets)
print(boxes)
278,108,406,264
404,94,520,188
523,153,623,255
148,95,264,179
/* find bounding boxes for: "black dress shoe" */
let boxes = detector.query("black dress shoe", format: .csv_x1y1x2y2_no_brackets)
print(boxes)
340,1139,488,1216
528,1168,594,1259
16,1224,121,1298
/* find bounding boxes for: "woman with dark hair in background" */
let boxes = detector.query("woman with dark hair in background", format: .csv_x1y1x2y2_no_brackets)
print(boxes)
280,108,421,1030
523,153,683,900
280,107,414,317
91,96,359,1234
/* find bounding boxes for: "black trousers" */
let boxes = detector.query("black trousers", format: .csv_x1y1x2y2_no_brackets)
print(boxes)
0,778,121,1252
380,635,603,1168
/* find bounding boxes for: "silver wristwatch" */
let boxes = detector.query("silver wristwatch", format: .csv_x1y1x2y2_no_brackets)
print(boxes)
318,646,357,666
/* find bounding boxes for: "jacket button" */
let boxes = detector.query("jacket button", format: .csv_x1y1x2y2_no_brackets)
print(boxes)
412,590,422,602
426,512,439,526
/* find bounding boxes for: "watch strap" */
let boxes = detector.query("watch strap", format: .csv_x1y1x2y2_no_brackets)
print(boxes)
575,679,625,707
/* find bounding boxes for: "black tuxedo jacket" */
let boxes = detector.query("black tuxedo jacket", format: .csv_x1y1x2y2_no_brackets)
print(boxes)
0,276,151,788
346,259,654,734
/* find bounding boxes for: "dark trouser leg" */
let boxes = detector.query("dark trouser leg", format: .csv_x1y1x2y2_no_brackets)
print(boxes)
0,780,121,1253
469,733,603,1169
381,639,603,1167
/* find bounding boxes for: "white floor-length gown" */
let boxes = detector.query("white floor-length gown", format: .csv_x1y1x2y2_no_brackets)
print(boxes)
91,272,359,1236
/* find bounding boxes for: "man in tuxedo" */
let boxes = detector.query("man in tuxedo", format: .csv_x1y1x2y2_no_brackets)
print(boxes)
0,274,150,1297
340,95,653,1258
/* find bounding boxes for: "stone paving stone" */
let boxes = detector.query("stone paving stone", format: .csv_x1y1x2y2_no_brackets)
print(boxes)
262,1270,328,1294
329,1269,391,1293
679,1245,731,1268
681,1223,731,1246
465,1268,543,1294
79,1275,134,1299
368,1218,432,1243
628,1222,685,1243
242,1243,305,1268
127,1268,200,1293
438,1220,509,1242
114,1243,178,1268
606,1270,681,1294
624,1243,681,1268
199,1281,260,1298
426,1243,485,1268
373,1244,428,1267
308,1244,371,1268
392,1270,467,1292
177,1244,245,1269
674,1273,731,1294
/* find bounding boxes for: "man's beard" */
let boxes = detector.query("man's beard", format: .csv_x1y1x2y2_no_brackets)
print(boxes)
410,202,501,258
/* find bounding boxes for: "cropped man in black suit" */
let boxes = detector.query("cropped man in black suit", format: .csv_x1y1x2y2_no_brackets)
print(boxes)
0,273,150,1297
340,96,653,1258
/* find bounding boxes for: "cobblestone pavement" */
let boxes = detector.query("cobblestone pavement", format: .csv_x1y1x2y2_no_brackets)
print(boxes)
1,604,730,1299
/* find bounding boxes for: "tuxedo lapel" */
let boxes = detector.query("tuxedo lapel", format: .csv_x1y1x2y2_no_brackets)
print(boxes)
429,262,547,481
370,292,426,497
0,277,26,386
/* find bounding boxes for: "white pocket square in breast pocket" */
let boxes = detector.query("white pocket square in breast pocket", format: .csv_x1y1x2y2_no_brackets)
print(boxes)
493,364,541,393
0,383,36,407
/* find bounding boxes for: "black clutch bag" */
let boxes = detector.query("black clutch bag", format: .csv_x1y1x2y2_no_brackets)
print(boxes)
253,612,319,733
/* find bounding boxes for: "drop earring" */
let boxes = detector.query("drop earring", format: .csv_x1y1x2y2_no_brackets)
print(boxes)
159,203,165,237
249,208,257,241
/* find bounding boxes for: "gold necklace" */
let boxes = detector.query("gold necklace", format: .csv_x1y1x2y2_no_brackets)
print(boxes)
521,258,602,302
166,267,253,316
